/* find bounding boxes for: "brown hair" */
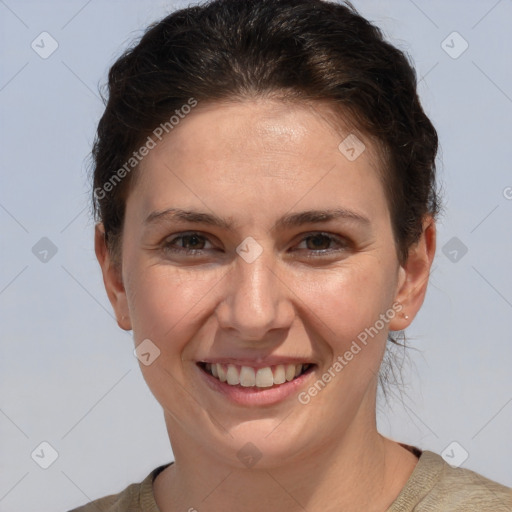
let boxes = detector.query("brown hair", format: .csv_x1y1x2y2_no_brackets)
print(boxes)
92,0,439,265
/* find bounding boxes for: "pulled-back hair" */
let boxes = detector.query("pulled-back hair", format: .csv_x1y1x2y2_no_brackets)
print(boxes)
92,0,440,270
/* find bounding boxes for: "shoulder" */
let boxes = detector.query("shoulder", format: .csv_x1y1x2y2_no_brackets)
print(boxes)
66,463,171,512
67,481,140,512
429,453,512,511
389,450,512,512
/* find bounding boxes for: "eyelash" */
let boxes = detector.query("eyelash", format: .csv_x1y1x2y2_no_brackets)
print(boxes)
161,231,350,258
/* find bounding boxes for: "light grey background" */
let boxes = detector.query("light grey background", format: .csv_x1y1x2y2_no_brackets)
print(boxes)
1,0,511,510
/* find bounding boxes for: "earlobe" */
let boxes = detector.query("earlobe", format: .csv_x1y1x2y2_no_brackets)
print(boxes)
94,224,132,331
388,216,436,331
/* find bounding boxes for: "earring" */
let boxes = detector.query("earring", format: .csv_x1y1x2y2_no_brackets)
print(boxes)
403,313,409,320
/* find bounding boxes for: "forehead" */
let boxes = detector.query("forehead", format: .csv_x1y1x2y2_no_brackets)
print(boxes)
161,98,373,165
128,98,389,225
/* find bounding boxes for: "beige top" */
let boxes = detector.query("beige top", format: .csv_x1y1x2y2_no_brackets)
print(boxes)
68,449,512,511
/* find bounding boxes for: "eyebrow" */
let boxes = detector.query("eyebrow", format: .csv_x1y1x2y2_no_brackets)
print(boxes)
144,207,371,232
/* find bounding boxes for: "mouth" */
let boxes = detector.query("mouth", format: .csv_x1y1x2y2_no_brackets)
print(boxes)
197,362,315,389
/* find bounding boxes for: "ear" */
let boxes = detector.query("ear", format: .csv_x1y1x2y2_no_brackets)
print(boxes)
94,223,132,331
388,215,436,331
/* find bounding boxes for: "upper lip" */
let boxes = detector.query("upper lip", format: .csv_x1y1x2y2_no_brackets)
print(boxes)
197,357,316,369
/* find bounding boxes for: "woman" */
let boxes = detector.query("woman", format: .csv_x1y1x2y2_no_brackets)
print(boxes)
71,0,511,510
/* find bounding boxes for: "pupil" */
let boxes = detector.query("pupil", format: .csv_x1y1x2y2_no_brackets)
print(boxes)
184,234,202,249
309,235,328,250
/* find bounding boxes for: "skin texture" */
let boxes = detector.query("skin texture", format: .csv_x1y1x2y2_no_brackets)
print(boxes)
95,98,436,512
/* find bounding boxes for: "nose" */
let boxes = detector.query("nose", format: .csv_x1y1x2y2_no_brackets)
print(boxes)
215,246,295,342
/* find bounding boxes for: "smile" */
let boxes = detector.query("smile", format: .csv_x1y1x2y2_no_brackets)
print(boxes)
197,362,314,388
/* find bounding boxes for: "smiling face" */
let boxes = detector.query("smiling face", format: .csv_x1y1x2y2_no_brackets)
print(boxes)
96,97,434,469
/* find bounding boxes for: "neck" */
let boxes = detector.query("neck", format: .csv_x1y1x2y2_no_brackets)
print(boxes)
154,407,418,512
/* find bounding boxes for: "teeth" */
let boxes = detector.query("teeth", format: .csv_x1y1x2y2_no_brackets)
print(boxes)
285,364,296,381
255,367,274,387
273,364,286,384
226,364,240,385
217,364,227,382
204,362,310,388
239,366,256,387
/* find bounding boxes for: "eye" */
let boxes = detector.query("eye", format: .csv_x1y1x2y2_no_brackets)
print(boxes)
162,232,214,254
160,231,350,259
294,232,350,256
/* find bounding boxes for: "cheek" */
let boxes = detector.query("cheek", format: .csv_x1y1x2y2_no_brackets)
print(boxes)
126,255,397,351
294,259,396,346
125,266,226,411
125,263,225,348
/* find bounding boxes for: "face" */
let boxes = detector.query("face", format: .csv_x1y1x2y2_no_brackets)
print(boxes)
97,98,434,468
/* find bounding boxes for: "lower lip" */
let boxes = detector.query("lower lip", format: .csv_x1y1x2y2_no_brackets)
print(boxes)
196,364,316,406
